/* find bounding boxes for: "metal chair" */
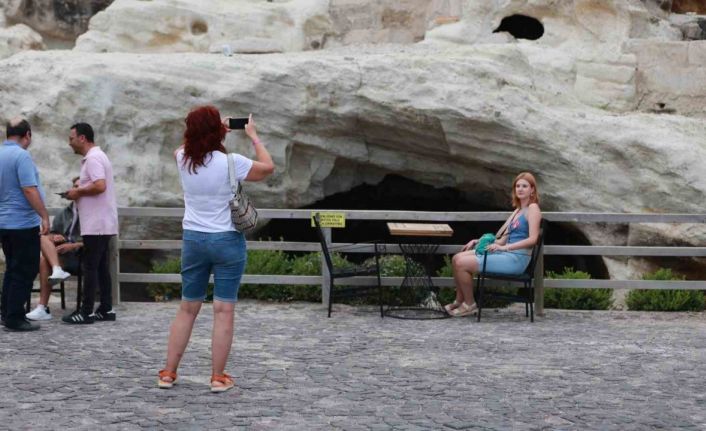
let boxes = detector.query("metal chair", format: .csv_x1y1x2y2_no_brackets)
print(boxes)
313,213,384,318
476,219,546,322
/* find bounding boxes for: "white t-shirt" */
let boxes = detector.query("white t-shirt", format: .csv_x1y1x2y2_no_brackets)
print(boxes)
176,149,253,233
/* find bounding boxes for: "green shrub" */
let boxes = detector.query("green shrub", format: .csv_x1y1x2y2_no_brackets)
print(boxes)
147,257,184,301
544,267,613,310
239,249,294,301
626,268,704,312
380,254,412,277
437,255,455,304
230,248,362,302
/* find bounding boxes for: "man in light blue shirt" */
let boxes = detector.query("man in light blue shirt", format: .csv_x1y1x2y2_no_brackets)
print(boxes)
0,118,49,331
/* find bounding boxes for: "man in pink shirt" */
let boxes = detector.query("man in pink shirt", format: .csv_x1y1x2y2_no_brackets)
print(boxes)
63,123,118,324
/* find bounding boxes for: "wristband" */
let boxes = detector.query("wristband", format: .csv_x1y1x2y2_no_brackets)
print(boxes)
252,139,261,147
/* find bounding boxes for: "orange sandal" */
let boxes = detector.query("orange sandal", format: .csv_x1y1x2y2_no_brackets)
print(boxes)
210,373,235,393
158,369,177,389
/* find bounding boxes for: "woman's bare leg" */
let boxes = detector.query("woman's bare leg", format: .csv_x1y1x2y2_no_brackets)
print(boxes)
211,300,235,386
451,253,465,305
452,251,479,306
163,300,202,381
38,255,51,306
40,235,60,268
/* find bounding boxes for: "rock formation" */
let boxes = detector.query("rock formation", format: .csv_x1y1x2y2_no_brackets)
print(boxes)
2,0,112,41
0,22,44,59
0,0,704,280
74,0,467,53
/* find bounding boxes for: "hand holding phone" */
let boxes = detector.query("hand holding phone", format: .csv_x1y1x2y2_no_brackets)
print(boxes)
228,117,249,130
55,192,68,199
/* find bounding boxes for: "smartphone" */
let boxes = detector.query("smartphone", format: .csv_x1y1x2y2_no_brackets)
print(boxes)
228,117,249,130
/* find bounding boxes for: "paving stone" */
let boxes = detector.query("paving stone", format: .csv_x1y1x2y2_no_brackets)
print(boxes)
1,301,706,428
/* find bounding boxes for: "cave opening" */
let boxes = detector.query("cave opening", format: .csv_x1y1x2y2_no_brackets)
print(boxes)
493,14,544,40
258,174,608,279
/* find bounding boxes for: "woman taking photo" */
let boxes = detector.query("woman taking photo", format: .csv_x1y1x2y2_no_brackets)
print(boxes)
158,106,274,392
447,172,542,317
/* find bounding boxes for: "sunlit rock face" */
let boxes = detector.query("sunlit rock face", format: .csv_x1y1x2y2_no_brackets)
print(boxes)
2,0,113,41
0,23,44,59
74,0,334,54
74,0,466,53
0,0,704,279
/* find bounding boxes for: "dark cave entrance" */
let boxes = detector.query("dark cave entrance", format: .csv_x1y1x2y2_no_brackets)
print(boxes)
493,14,545,40
258,175,609,279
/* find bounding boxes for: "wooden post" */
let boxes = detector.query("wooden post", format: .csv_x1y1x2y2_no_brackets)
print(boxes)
109,234,120,306
534,250,544,317
321,227,331,305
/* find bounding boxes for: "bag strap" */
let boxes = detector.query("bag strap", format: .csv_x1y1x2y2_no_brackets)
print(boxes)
496,208,520,240
227,153,239,197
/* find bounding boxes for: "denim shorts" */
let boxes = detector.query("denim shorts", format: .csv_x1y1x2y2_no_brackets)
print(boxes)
181,229,246,303
477,250,531,275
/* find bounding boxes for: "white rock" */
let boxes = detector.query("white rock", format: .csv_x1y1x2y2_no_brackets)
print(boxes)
75,0,332,53
1,0,704,280
0,23,45,59
75,0,467,53
0,48,702,216
2,0,113,41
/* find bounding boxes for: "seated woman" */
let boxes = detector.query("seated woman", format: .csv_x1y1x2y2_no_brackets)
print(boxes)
26,177,83,321
447,172,542,317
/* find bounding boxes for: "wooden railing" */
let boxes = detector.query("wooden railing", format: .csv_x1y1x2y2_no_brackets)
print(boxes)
57,207,705,316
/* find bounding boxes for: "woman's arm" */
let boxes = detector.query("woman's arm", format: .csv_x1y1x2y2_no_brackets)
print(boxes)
461,238,479,252
243,115,275,181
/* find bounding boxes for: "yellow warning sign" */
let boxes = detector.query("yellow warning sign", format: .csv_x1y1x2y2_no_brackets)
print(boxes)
311,212,346,228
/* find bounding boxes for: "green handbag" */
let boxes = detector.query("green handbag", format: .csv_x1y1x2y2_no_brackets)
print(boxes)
474,233,497,256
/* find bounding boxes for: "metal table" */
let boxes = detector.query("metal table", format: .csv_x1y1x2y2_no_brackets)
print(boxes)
385,223,454,320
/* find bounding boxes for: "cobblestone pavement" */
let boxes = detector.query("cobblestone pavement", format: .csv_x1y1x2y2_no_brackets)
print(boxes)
2,299,706,430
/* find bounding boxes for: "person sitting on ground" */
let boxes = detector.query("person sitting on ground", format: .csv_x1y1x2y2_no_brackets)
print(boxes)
447,172,542,317
26,176,83,321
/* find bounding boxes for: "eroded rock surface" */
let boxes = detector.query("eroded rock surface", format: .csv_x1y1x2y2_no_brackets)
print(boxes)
74,0,466,53
0,23,44,59
2,0,112,41
0,0,704,280
1,47,703,211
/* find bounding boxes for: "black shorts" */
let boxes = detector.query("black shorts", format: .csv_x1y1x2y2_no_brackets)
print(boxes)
60,251,81,275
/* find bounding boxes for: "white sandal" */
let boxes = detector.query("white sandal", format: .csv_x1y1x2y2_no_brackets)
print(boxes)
450,302,478,317
444,301,461,314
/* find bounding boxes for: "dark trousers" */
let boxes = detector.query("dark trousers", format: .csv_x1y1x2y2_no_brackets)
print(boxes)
81,235,113,315
0,227,40,324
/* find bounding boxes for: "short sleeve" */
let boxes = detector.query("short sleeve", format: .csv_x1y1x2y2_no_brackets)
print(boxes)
84,156,106,182
231,153,254,182
17,152,38,187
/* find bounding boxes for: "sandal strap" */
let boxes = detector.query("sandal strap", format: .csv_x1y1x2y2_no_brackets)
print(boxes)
159,369,177,380
211,373,233,384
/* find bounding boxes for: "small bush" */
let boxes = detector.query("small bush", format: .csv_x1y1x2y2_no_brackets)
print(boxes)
626,268,704,312
437,255,455,304
544,267,613,310
147,257,184,301
375,254,410,277
239,249,327,302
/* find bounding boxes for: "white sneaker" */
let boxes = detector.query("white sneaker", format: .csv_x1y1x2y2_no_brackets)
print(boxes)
49,268,71,283
26,305,52,321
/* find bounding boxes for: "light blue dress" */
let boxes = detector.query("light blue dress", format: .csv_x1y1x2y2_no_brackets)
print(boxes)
477,210,532,275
